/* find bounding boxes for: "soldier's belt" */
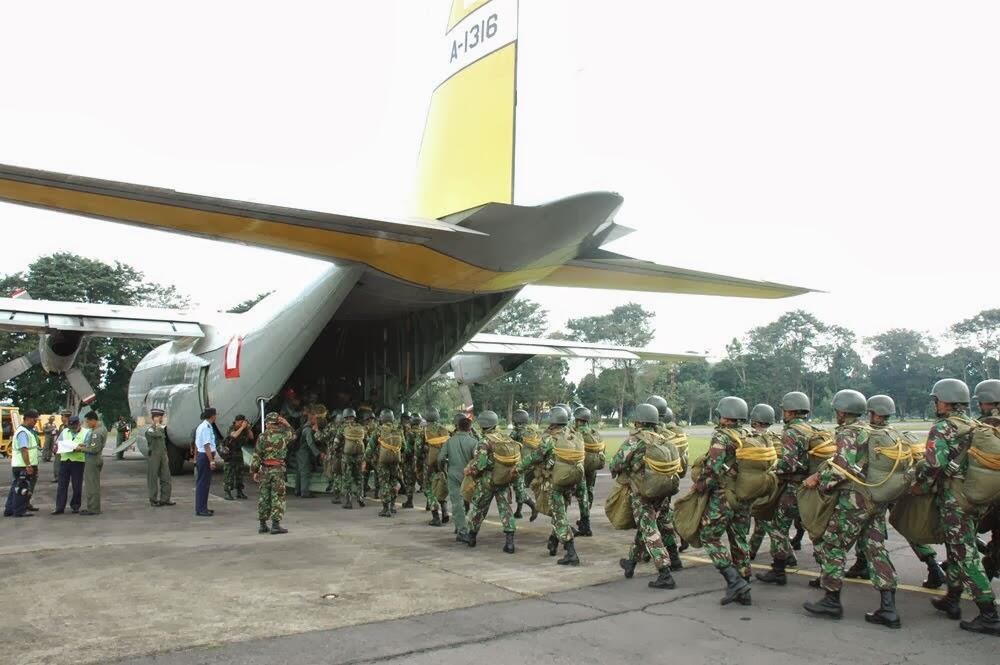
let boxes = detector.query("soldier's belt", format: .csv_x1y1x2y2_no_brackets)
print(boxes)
263,459,285,467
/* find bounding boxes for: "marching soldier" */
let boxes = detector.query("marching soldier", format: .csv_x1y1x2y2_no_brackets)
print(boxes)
465,410,520,553
319,413,343,502
510,409,539,521
145,408,174,506
367,409,404,517
400,413,417,508
747,404,796,565
572,407,602,538
338,409,367,509
419,408,451,526
250,412,295,534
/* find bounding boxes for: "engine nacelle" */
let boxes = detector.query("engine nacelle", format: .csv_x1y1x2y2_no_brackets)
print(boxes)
38,331,84,373
450,354,505,385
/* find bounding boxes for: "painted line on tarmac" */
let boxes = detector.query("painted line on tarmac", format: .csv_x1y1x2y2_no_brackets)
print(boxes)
679,553,946,597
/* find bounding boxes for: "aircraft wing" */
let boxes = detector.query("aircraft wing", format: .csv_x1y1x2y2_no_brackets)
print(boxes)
463,333,703,363
0,297,205,340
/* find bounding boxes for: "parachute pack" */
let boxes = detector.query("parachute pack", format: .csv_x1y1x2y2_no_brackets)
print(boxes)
948,417,1000,506
487,431,521,486
342,423,367,455
518,424,542,450
828,425,915,505
550,429,585,489
727,428,778,503
377,429,404,466
633,429,681,501
423,424,450,468
790,422,837,474
581,427,606,473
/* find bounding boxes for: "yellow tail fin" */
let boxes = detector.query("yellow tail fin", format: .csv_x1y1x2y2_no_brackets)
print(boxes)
414,0,519,219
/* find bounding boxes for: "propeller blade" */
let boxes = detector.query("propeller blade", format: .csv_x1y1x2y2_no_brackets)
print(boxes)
0,350,39,383
65,367,97,404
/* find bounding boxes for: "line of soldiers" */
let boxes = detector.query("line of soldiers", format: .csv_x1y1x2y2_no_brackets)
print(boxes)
610,380,998,637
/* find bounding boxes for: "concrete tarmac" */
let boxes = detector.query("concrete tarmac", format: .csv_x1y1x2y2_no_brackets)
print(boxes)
2,454,995,665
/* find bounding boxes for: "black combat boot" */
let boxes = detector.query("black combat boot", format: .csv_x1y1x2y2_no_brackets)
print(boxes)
224,490,234,501
526,498,539,522
804,589,843,619
845,554,869,580
258,520,269,534
514,502,524,519
864,590,901,629
791,523,804,551
441,504,450,523
756,558,787,586
467,530,478,548
236,489,248,500
425,500,432,511
270,520,288,535
960,601,1000,636
547,534,560,556
808,578,822,588
573,517,593,537
738,591,752,606
620,558,637,579
503,532,515,554
429,510,442,527
649,567,676,590
678,539,689,553
557,541,580,566
719,566,751,606
378,502,390,517
921,555,946,590
357,496,366,508
390,502,397,514
325,481,334,493
456,531,470,544
787,553,798,568
667,544,684,571
342,495,353,509
402,495,414,509
932,586,964,620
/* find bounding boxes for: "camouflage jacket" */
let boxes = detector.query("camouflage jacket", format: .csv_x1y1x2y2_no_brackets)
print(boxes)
774,417,812,477
518,425,564,474
250,424,295,473
918,409,975,489
701,424,745,492
818,416,870,492
317,422,340,455
608,426,655,478
402,424,418,459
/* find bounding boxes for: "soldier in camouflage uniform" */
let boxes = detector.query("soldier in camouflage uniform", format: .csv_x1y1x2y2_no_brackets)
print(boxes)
359,407,379,498
974,380,1000,585
399,413,417,509
367,409,403,517
649,395,689,557
922,379,1000,636
466,411,519,553
419,408,451,526
223,415,252,501
803,390,900,628
695,397,753,605
518,406,581,566
250,412,295,534
757,391,815,587
572,407,601,538
746,404,796,566
509,409,540,521
318,414,342,502
337,409,365,509
611,403,678,589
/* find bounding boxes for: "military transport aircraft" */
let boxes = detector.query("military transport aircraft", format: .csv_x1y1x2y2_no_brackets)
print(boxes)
0,0,809,474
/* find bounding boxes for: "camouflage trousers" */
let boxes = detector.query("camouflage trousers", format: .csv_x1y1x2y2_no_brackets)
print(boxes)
514,468,533,504
937,487,995,602
574,469,595,520
401,456,417,498
342,454,363,500
422,466,443,511
626,492,670,570
468,480,515,534
698,490,751,577
323,450,343,492
223,459,246,492
764,480,803,561
378,464,400,505
549,485,576,544
257,467,286,523
749,517,769,555
815,490,896,592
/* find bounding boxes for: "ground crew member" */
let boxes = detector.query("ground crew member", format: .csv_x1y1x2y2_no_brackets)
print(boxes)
510,409,540,521
79,411,107,515
611,403,679,589
696,396,752,605
338,409,366,509
803,390,900,628
145,408,174,506
52,409,72,483
519,405,582,566
923,379,1000,636
251,412,295,534
466,411,520,553
193,408,218,517
573,406,602,538
295,411,321,498
438,414,479,543
42,415,57,463
4,408,39,518
52,415,86,514
757,391,815,587
224,415,252,501
368,409,403,517
420,408,451,527
746,404,797,566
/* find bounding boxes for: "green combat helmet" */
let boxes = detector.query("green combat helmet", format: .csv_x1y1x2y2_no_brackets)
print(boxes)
379,408,395,423
661,406,675,423
780,391,811,413
548,406,570,425
973,380,1000,404
424,408,439,423
647,395,668,417
634,403,659,425
512,409,530,425
573,407,592,422
930,378,970,404
832,389,867,415
477,410,499,430
342,408,356,419
749,404,775,425
867,394,896,417
716,396,749,421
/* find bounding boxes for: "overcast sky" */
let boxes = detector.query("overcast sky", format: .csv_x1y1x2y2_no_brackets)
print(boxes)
3,1,997,362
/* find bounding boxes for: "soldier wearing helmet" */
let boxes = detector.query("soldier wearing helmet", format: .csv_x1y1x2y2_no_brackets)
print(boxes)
649,395,688,474
804,390,901,629
318,408,344,503
746,404,790,566
250,412,294,534
399,412,419,509
509,409,540,522
922,379,1000,635
571,406,601,538
418,408,452,527
465,411,520,553
366,409,404,517
694,396,753,606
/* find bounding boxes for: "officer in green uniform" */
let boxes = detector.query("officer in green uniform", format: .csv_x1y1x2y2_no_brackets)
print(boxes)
80,411,107,516
295,410,321,498
145,408,174,506
251,412,295,534
438,414,479,542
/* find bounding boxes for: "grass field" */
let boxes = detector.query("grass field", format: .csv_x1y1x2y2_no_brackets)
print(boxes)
600,431,710,462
